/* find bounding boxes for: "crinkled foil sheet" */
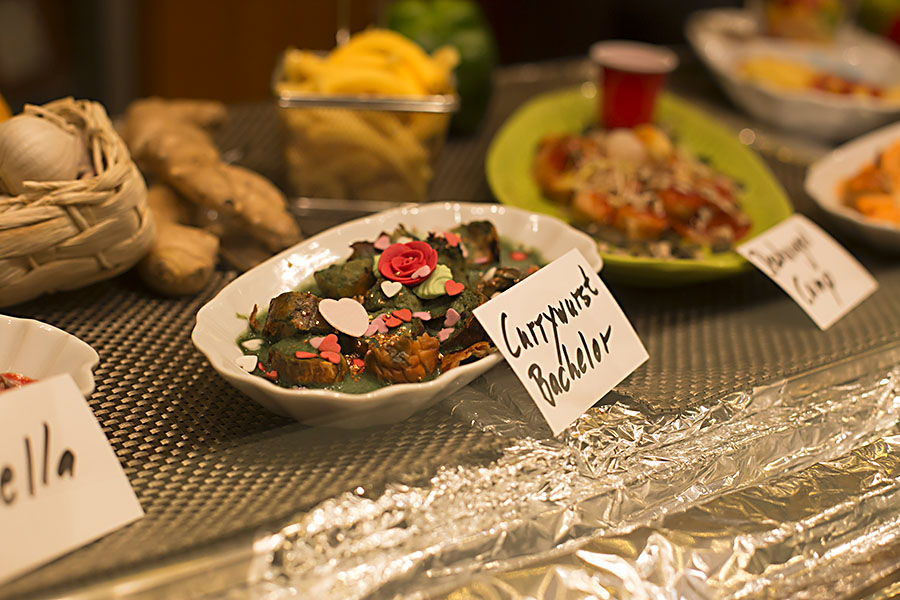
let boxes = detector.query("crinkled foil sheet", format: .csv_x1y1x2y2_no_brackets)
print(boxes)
229,342,900,599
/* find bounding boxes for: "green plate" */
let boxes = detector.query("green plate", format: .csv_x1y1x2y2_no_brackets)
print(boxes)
486,86,794,286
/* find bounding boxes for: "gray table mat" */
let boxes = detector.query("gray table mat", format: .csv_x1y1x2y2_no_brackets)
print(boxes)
4,55,900,599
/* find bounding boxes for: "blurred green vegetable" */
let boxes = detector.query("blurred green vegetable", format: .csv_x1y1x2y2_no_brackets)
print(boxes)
387,0,498,133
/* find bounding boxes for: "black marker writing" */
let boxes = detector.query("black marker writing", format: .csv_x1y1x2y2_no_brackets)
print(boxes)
500,265,601,365
527,326,613,406
2,422,77,507
747,229,816,277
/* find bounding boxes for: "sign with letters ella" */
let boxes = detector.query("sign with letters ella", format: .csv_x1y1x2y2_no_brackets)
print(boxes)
474,249,648,435
0,374,144,585
737,214,878,330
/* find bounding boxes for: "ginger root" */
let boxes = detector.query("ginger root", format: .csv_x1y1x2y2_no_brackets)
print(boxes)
123,97,301,253
137,184,220,296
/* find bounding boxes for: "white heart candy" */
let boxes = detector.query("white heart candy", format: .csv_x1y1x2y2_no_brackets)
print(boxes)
241,338,263,351
319,297,370,337
381,280,403,298
412,265,432,279
236,355,258,372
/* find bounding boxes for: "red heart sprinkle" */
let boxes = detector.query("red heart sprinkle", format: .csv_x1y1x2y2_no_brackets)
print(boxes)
445,280,465,296
295,351,317,359
444,232,460,247
318,333,341,354
353,358,366,369
383,316,402,328
510,250,528,261
392,308,412,322
319,351,341,364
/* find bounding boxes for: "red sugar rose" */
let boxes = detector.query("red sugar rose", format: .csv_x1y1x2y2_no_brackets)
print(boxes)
378,241,438,285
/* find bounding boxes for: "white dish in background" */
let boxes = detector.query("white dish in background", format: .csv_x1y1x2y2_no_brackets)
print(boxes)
192,202,603,429
1,315,99,396
805,120,900,252
686,8,900,141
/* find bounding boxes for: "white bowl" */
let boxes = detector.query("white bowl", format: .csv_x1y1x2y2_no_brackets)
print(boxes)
686,8,900,141
805,119,900,252
0,315,99,396
192,202,603,428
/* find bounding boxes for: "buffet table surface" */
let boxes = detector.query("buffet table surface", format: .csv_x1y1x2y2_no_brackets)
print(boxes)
5,52,900,600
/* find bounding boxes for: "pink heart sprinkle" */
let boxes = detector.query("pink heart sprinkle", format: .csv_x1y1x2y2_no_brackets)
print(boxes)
412,265,432,279
374,234,391,250
319,351,341,364
444,280,465,296
392,308,412,322
443,308,460,327
473,255,489,265
295,351,317,359
318,333,341,354
364,316,388,336
309,336,324,349
438,327,454,342
411,311,431,321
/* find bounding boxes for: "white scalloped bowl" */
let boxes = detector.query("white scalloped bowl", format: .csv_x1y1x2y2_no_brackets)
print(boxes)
192,202,603,428
686,8,900,141
1,315,99,396
804,120,900,252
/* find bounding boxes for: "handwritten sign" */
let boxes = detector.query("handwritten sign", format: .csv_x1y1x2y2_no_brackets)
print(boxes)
737,214,878,330
0,374,144,585
474,249,648,435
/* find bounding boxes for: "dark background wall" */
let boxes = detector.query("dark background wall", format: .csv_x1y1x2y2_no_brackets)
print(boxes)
0,0,740,115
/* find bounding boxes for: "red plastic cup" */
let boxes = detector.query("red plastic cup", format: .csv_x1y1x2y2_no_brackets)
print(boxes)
590,41,678,129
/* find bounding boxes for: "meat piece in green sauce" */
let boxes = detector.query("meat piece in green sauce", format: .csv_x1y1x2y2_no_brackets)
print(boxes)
268,340,347,387
263,291,332,341
314,258,376,299
454,221,500,265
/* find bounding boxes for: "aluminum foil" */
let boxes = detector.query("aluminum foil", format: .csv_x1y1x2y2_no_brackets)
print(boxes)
229,342,900,599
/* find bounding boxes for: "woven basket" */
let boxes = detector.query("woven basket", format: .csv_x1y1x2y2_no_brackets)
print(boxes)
0,98,154,307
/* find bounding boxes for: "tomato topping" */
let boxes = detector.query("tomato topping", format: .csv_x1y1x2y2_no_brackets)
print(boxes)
658,188,706,221
614,206,669,241
0,372,36,391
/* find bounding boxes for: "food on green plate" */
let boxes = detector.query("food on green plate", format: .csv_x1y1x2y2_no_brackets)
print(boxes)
740,56,900,101
238,221,542,392
839,137,900,225
533,124,751,259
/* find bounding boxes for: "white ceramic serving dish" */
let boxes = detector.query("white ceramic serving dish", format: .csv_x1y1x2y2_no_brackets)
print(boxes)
805,119,900,252
1,315,99,396
192,202,603,428
686,8,900,141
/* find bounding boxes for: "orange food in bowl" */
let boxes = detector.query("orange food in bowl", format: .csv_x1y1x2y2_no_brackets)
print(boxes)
854,195,900,225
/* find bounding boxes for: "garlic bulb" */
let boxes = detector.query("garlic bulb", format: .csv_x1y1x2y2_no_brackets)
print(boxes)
0,114,89,195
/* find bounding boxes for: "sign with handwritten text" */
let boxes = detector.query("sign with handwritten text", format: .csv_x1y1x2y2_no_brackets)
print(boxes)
737,214,878,330
0,375,144,585
474,249,648,435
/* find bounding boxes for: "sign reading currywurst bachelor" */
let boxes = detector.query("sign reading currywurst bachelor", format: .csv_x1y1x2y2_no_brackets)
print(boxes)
474,249,648,435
